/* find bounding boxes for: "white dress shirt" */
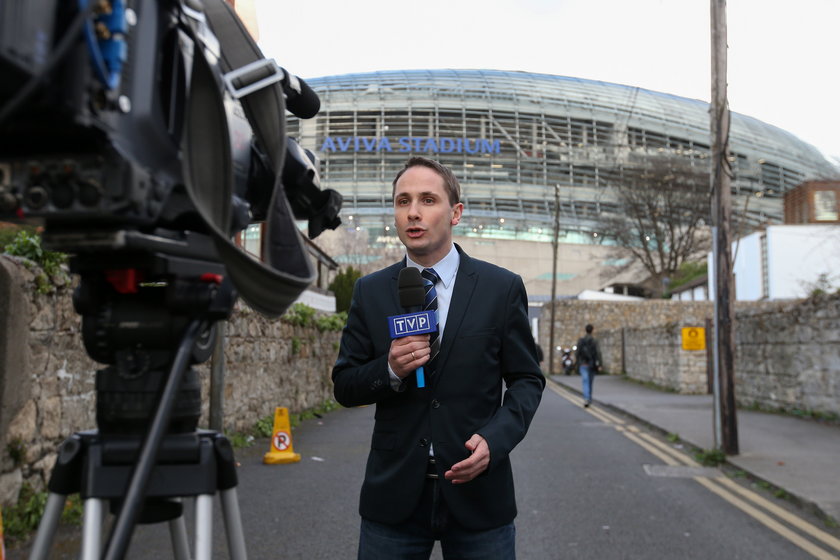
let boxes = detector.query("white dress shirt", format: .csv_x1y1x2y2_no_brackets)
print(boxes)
388,244,460,389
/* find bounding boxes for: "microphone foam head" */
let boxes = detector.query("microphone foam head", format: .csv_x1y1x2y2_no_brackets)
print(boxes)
398,267,425,308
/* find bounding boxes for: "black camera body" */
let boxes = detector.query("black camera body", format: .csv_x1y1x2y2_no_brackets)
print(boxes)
0,0,341,311
1,0,256,235
3,1,169,222
0,0,346,426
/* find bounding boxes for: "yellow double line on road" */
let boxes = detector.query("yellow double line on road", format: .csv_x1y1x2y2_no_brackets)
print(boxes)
549,381,840,560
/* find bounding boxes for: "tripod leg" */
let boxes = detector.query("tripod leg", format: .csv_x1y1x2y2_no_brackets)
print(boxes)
168,499,192,560
81,498,106,560
27,493,66,560
219,488,248,560
195,494,214,560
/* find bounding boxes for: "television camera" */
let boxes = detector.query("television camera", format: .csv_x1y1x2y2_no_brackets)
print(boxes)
0,0,341,557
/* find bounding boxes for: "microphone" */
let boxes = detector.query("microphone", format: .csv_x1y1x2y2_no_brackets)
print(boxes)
281,70,320,119
398,267,425,310
395,267,432,388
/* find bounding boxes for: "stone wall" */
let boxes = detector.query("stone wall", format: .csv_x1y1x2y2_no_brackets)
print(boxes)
0,256,342,506
539,299,714,375
210,308,340,434
734,294,840,414
539,295,840,415
616,323,711,394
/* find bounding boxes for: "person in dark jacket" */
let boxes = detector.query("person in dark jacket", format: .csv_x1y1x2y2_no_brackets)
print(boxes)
332,156,545,559
575,323,602,407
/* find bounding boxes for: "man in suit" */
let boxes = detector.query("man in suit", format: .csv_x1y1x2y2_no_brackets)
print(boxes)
332,156,545,559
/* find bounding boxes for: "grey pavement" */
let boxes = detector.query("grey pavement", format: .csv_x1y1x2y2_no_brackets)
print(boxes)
8,375,840,558
551,373,840,523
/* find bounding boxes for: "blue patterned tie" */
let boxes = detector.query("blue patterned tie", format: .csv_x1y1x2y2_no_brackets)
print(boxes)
421,268,440,363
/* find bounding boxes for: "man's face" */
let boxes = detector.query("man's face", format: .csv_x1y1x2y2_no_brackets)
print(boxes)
393,165,463,266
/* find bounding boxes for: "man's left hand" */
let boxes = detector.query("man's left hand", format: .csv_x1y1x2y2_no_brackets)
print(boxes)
444,434,490,484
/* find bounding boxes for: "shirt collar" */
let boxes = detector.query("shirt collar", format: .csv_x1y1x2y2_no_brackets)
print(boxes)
405,244,460,289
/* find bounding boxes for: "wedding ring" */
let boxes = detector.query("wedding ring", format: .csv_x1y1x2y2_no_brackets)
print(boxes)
411,351,416,360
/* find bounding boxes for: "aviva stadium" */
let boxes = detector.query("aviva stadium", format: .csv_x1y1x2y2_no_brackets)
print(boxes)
282,69,837,297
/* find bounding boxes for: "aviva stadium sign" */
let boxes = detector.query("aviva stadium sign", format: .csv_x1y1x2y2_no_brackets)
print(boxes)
320,136,501,154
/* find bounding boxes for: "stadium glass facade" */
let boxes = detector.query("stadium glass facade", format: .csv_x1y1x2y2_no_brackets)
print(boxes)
288,69,837,250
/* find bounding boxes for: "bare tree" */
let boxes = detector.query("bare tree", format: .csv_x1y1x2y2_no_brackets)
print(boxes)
598,155,712,297
316,226,403,276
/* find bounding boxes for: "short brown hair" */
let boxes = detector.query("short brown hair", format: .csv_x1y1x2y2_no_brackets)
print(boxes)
392,157,461,206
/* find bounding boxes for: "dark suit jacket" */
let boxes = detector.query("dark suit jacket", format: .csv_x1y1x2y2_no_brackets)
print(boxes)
332,245,545,531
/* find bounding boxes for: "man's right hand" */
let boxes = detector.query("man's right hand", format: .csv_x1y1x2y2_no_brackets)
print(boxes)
388,335,431,378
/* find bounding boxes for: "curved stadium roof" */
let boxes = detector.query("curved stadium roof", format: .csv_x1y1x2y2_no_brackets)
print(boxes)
287,69,837,244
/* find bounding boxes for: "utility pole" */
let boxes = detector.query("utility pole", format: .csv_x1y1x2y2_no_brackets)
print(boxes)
710,0,739,455
548,184,561,376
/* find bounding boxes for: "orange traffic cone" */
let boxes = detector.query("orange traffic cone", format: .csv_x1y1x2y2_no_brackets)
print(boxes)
263,407,301,464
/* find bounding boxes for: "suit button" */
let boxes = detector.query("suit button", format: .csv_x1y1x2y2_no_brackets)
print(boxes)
419,438,429,447
432,400,440,409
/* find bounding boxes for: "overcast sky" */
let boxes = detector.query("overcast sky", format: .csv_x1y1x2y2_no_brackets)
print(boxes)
254,0,840,163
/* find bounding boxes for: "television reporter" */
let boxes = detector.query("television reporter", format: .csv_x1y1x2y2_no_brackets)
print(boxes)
332,156,545,559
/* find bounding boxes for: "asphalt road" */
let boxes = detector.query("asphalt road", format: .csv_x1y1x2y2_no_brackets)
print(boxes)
11,380,837,559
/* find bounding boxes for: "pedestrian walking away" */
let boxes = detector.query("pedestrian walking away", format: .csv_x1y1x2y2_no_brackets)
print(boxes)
332,156,545,559
575,323,602,407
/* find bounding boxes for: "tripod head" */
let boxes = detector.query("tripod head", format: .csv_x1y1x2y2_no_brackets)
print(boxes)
65,229,234,436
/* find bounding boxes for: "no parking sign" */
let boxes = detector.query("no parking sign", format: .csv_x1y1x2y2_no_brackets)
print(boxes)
273,430,291,452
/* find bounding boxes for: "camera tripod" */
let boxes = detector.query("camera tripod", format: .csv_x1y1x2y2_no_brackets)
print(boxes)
28,235,248,559
28,429,247,560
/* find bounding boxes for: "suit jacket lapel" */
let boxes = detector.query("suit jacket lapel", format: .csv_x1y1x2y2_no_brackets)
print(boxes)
432,247,478,385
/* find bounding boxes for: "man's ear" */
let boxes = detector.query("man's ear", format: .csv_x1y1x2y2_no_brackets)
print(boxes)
451,203,464,226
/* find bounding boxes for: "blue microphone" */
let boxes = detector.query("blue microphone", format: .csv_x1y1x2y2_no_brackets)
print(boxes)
394,267,435,388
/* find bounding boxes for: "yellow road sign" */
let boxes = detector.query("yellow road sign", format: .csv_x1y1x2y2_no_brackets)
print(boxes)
681,327,706,351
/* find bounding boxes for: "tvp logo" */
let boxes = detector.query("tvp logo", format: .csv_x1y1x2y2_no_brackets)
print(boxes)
388,311,438,339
